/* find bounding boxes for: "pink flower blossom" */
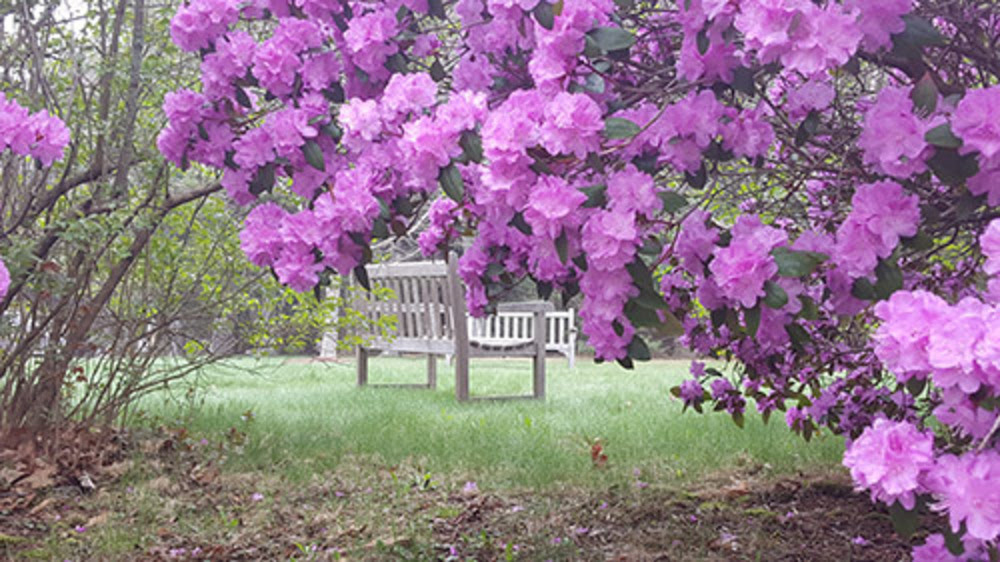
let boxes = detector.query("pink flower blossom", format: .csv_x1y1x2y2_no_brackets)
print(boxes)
709,215,786,308
953,87,1000,159
842,418,934,510
858,87,931,178
927,451,1000,541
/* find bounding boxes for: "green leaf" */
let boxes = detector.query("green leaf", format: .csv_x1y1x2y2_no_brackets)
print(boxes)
910,73,938,116
943,523,966,556
731,411,745,429
234,86,252,109
925,123,962,149
510,212,532,235
580,183,608,208
888,501,919,540
851,277,876,301
427,0,446,18
532,1,555,30
684,164,707,189
302,139,325,171
658,191,688,213
906,377,927,397
248,163,275,196
354,264,371,291
696,28,710,55
604,117,640,139
555,230,569,264
902,231,934,251
438,163,465,202
730,65,755,95
459,130,483,163
898,14,947,47
627,336,651,361
624,300,661,327
771,247,827,277
616,355,635,370
785,323,811,351
430,59,446,82
797,295,819,320
874,259,904,300
587,27,636,52
320,122,343,142
763,280,788,309
626,258,656,291
794,110,820,146
582,72,606,94
638,238,663,256
745,305,761,338
635,288,668,311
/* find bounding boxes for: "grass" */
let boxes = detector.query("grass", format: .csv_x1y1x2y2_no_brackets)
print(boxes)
135,354,844,490
12,355,871,560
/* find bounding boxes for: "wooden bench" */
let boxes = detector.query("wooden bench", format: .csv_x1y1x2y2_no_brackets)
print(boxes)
354,259,550,401
468,308,576,369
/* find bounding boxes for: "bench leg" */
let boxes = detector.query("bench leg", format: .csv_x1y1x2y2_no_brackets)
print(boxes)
357,346,369,387
427,355,437,389
533,311,546,399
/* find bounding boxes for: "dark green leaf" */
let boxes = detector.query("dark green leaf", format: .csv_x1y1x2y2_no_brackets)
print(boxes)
632,152,660,174
731,411,745,429
785,323,811,351
795,110,820,146
323,82,345,103
532,1,555,30
302,139,325,171
320,121,343,142
745,305,761,338
669,385,682,399
510,212,532,235
354,264,371,291
537,281,553,300
711,307,728,329
372,217,390,239
624,300,661,327
684,164,707,189
771,247,827,277
430,60,446,82
583,35,603,58
248,163,275,196
555,230,569,264
925,123,963,149
459,130,483,163
797,296,819,320
888,501,919,540
943,524,966,556
438,163,465,202
635,288,668,310
582,72,606,94
427,0,446,18
234,86,252,109
639,238,663,256
696,28,710,55
874,258,904,300
731,65,755,95
604,117,641,139
587,27,636,52
627,336,651,361
906,377,927,397
898,14,947,47
658,191,688,213
902,231,933,251
626,259,656,291
763,280,788,309
580,183,608,208
616,355,635,370
910,73,938,116
851,277,876,301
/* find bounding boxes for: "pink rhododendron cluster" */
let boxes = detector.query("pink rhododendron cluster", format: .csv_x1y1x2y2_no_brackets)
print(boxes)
0,93,70,166
159,0,1000,555
0,92,70,301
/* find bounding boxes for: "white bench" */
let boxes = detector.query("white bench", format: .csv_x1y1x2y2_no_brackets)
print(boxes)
353,258,550,401
468,309,576,369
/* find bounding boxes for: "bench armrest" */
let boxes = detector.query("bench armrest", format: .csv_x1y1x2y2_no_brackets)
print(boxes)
496,300,555,313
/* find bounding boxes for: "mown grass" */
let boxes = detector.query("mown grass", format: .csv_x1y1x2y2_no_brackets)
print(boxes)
135,354,844,490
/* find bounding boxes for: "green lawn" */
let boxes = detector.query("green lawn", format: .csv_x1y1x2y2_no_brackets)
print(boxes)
137,354,844,490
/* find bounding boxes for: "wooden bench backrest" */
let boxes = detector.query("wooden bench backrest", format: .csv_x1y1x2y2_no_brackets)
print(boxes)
357,260,467,350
